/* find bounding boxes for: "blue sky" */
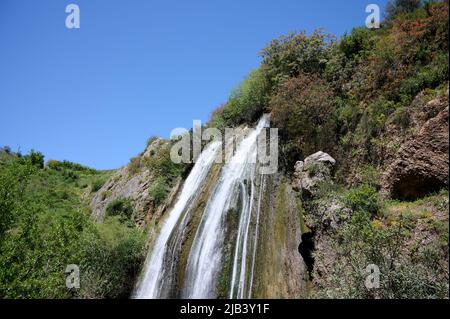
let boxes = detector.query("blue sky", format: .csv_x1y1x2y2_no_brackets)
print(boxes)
0,0,388,169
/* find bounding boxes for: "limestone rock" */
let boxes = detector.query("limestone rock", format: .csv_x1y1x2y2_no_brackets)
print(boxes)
90,140,181,227
382,99,449,200
304,151,336,167
293,151,336,197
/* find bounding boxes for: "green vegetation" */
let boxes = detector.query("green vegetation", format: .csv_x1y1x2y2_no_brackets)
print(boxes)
324,190,448,298
148,176,170,205
303,180,449,298
106,198,134,220
91,178,106,193
1,0,448,299
210,1,448,176
0,150,145,298
344,184,382,216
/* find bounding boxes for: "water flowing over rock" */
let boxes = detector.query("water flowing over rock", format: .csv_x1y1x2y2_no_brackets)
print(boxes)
183,116,269,298
134,141,221,298
133,115,306,299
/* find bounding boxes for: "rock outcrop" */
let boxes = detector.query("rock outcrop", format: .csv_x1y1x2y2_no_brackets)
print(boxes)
382,98,449,200
293,151,336,197
252,175,306,298
90,140,181,227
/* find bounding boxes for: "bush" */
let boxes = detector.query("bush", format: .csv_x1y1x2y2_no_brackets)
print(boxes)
47,160,96,173
344,184,382,216
148,177,169,205
105,198,134,220
128,156,142,175
0,155,146,298
318,209,449,298
91,178,106,193
305,162,328,177
80,216,145,298
260,29,335,87
210,68,270,127
26,150,45,169
271,73,337,163
144,144,184,180
386,0,423,20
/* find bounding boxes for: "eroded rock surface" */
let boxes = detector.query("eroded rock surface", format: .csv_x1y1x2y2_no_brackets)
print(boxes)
293,151,336,197
382,98,449,200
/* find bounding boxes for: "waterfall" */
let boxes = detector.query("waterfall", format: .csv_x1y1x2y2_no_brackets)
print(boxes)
134,115,270,299
183,116,269,298
134,141,221,299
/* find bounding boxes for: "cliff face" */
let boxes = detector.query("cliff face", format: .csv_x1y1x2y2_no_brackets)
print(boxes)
382,96,449,199
252,175,306,298
290,89,449,298
90,140,183,227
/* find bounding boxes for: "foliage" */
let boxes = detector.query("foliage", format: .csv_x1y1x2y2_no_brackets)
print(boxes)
26,150,45,169
210,68,270,128
260,29,335,87
386,0,423,20
271,73,337,167
325,209,448,298
0,153,144,298
344,184,382,216
91,178,106,193
128,156,142,175
144,143,184,180
148,176,169,205
47,160,97,173
106,198,134,221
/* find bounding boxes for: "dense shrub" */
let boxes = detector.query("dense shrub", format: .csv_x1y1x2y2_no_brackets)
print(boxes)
0,157,144,298
106,198,134,220
260,30,335,88
91,178,106,193
144,144,184,180
386,0,423,20
148,176,169,205
210,68,270,128
344,184,382,216
271,73,337,166
47,160,96,173
26,150,45,169
316,208,448,298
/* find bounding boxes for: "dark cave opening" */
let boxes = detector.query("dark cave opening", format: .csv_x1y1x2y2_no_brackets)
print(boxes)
391,174,447,200
298,231,315,279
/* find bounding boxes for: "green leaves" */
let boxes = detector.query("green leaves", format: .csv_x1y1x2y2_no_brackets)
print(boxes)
0,152,145,298
149,176,169,206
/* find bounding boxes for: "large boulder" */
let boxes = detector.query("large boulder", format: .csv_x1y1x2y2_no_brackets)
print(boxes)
382,99,449,200
293,151,336,197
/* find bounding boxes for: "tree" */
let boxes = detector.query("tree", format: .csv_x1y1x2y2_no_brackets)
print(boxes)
260,30,335,88
386,0,423,19
270,73,337,168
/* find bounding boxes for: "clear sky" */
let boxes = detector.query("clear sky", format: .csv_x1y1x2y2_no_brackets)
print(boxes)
0,0,388,169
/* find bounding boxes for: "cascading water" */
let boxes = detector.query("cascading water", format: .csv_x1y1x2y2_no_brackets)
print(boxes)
134,141,221,299
134,115,271,299
183,116,269,298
